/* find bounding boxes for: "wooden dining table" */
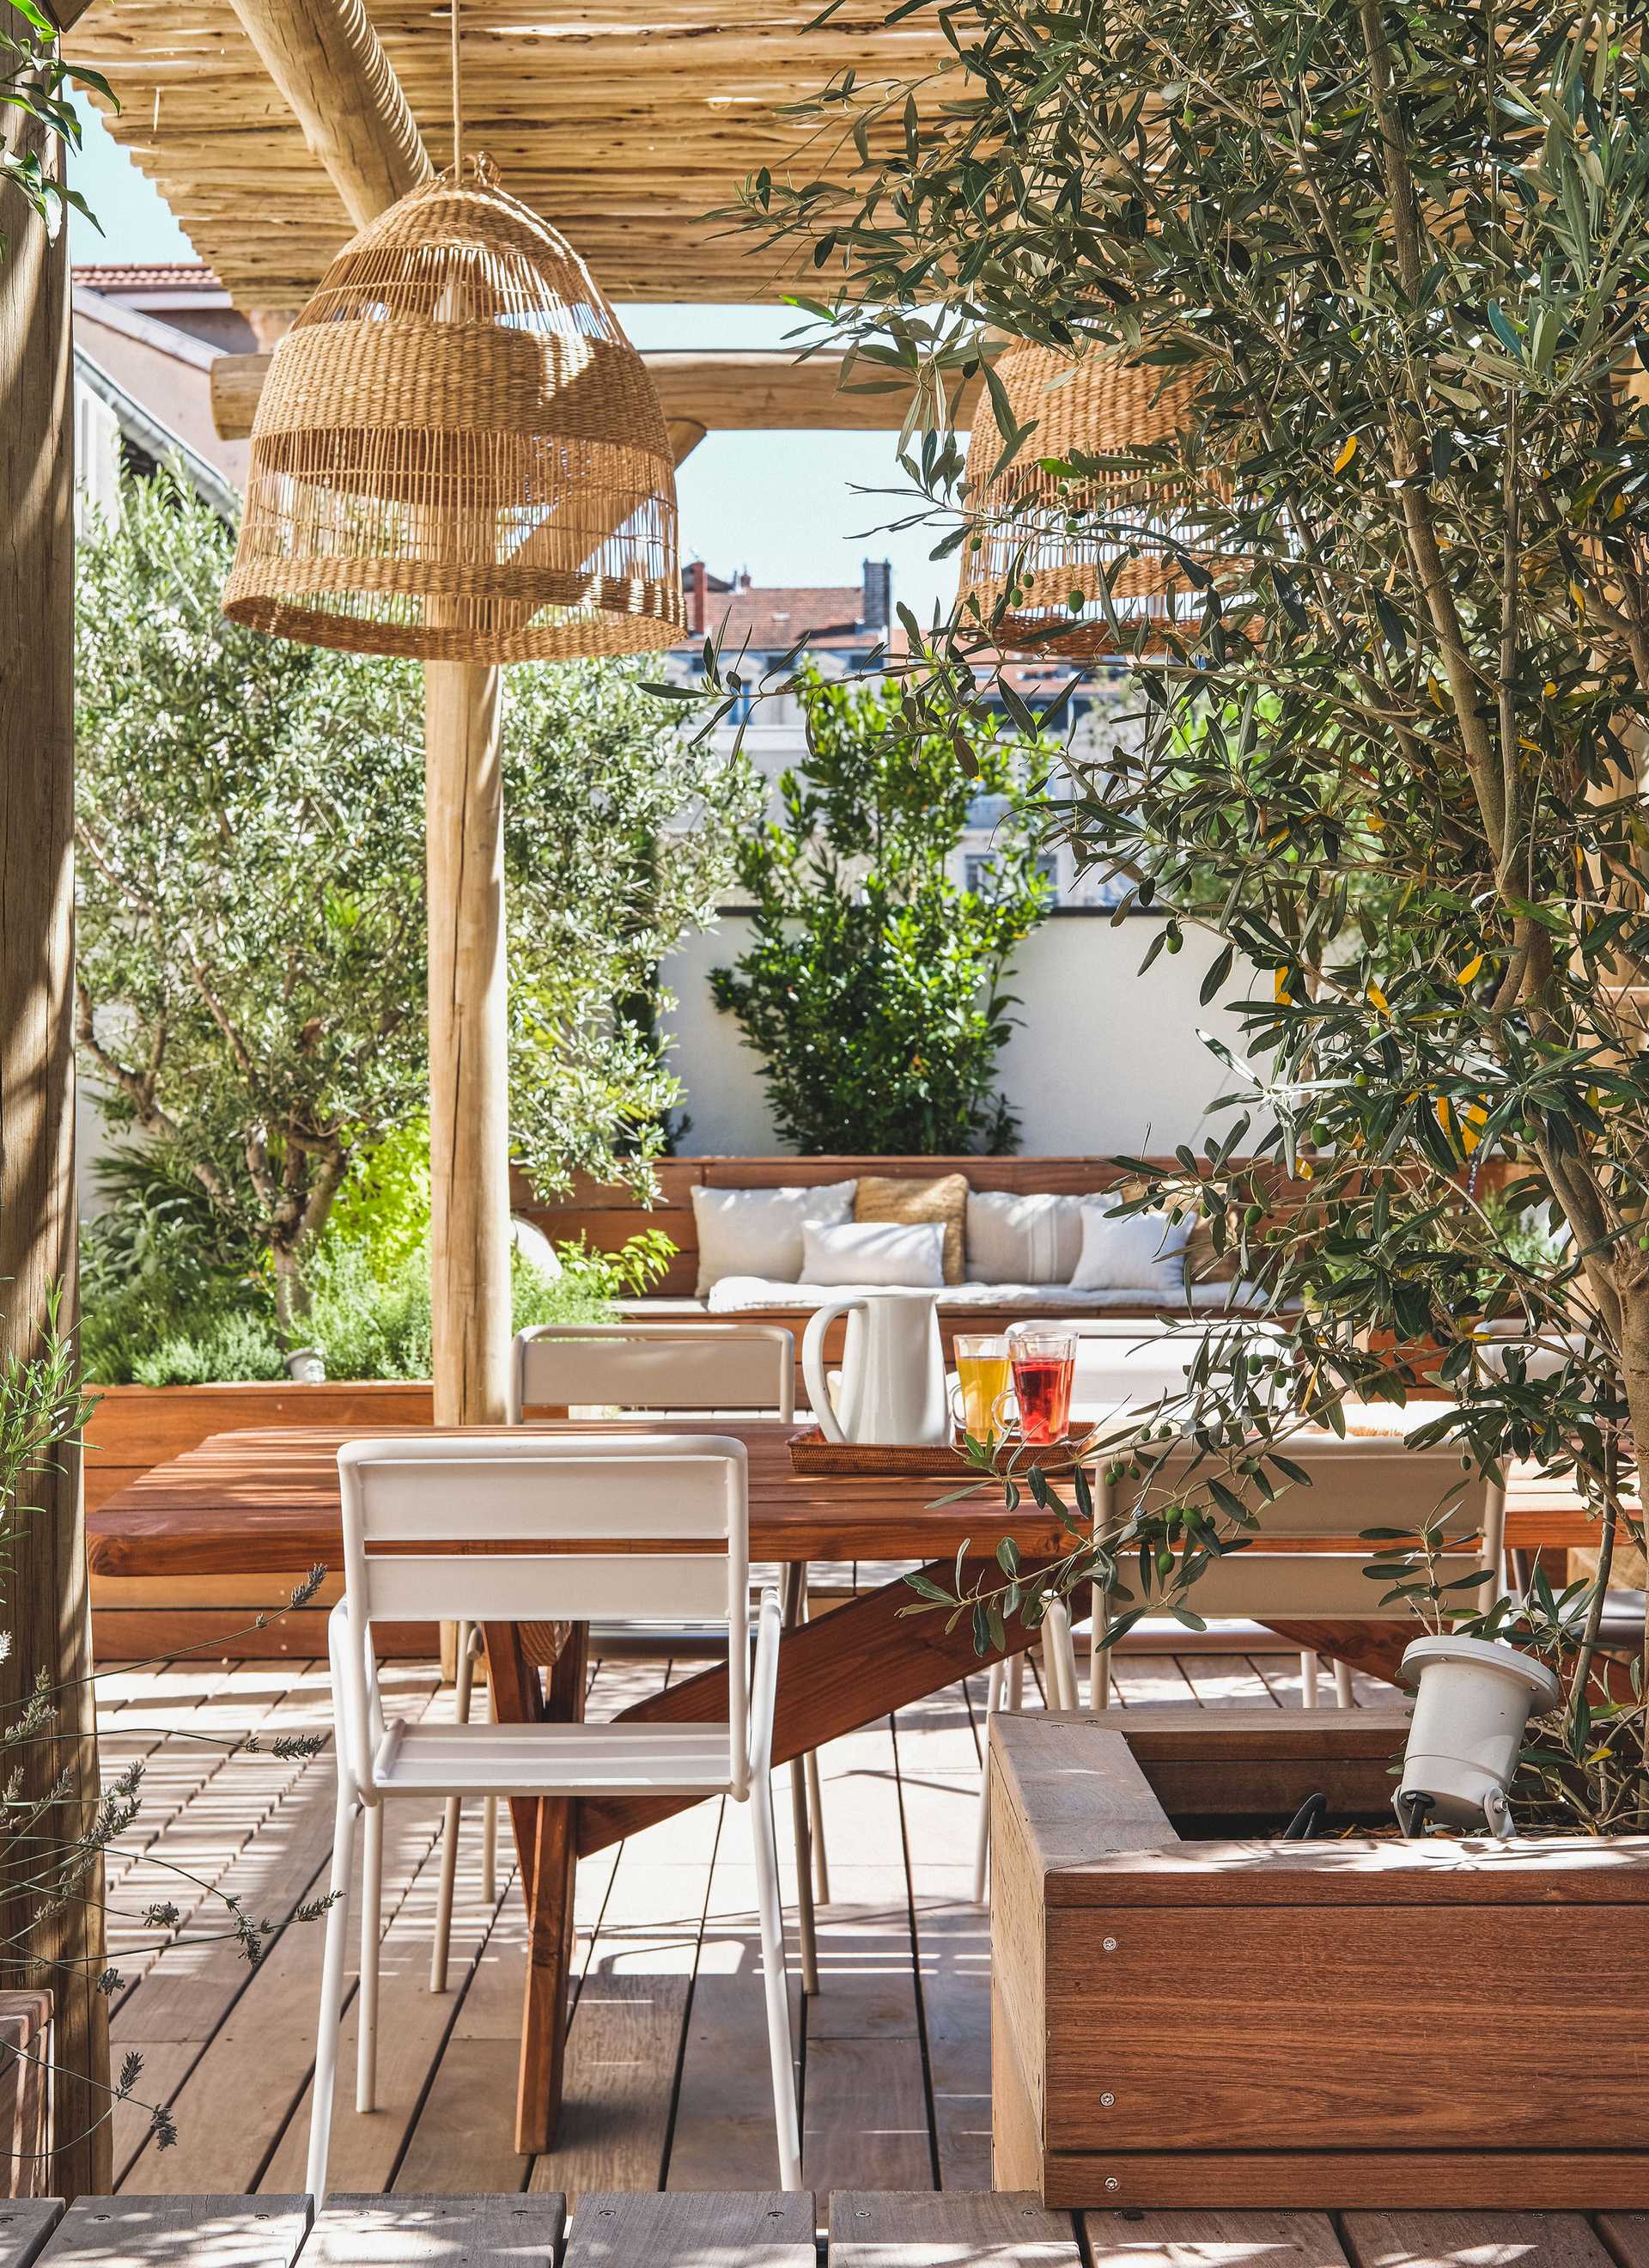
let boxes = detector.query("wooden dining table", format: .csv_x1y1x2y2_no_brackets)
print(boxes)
86,1414,1601,2157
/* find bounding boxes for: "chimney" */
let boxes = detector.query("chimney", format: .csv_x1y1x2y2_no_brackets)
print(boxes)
861,558,892,631
686,559,709,635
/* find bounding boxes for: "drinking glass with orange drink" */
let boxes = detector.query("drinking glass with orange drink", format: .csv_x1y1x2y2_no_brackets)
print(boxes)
952,1334,1012,1442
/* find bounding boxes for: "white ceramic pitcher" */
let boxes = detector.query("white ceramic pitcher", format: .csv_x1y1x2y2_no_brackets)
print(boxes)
800,1290,950,1447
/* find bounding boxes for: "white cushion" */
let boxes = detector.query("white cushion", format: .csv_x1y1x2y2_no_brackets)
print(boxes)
1069,1204,1190,1299
706,1276,1208,1314
691,1180,856,1297
800,1220,946,1288
964,1190,1086,1284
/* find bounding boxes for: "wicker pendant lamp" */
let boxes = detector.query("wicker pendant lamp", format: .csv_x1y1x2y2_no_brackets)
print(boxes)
958,339,1224,658
222,155,682,663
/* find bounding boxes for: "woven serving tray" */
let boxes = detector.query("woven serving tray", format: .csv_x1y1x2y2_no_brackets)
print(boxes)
786,1424,1101,1478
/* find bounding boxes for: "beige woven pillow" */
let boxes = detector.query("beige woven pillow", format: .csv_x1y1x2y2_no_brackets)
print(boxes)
855,1173,969,1285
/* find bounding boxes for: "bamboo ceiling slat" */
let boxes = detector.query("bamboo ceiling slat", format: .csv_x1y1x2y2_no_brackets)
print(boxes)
67,0,944,309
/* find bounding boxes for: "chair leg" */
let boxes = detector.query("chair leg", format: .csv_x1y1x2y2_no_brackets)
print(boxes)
306,1783,359,2204
1090,1589,1114,1712
751,1771,803,2192
1044,1599,1079,1710
430,1620,478,1993
781,1565,819,1996
797,1570,830,1908
973,1658,1007,1905
481,1638,498,1909
1300,1649,1320,1709
1334,1658,1355,1710
803,1749,829,1907
356,1799,383,2113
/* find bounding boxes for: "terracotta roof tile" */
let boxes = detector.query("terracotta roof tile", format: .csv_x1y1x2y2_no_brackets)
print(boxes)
72,261,226,294
672,582,878,654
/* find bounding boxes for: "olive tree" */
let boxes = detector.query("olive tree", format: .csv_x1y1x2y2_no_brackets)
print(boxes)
730,0,1649,1823
76,471,754,1332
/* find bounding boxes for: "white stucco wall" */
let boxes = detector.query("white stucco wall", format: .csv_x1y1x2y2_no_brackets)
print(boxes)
660,911,1263,1157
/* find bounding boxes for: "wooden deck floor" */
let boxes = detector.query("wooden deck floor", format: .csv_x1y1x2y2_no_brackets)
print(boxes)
97,1638,1399,2201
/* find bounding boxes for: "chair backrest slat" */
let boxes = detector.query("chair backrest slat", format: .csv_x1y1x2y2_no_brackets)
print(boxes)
512,1323,794,1421
354,1450,734,1542
1106,1436,1489,1540
366,1552,732,1625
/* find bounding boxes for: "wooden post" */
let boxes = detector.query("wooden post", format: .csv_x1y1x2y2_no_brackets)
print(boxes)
425,661,512,1434
0,113,112,2196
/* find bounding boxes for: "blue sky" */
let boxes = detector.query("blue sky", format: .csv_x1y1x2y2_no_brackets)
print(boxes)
69,107,956,619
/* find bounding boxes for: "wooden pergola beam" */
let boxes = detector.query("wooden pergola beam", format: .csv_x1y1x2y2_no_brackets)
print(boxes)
211,346,986,443
222,0,430,230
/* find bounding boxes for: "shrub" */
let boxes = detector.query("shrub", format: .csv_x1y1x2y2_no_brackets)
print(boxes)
710,668,1055,1153
80,1136,674,1386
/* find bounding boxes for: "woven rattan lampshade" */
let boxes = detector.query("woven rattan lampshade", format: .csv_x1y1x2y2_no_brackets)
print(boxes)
223,159,683,663
959,341,1225,658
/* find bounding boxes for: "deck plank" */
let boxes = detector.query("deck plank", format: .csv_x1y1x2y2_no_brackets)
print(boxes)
392,1662,638,2197
563,2192,813,2267
795,1711,931,2195
306,2196,564,2265
133,1774,461,2195
1597,2216,1649,2268
1107,1656,1198,1705
0,2203,62,2268
663,1801,802,2193
1083,2210,1350,2268
522,1660,720,2200
36,2197,307,2267
1176,1655,1281,1709
831,2191,1080,2264
887,1679,991,2191
1342,2216,1615,2268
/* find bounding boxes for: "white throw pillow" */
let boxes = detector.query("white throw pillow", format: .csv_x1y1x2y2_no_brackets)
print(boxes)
965,1190,1086,1284
800,1220,946,1289
691,1180,856,1296
1068,1203,1190,1300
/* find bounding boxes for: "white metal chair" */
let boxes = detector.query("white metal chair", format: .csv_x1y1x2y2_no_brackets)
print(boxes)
433,1320,830,1997
308,1432,800,2202
1085,1431,1507,1706
973,1422,1508,1901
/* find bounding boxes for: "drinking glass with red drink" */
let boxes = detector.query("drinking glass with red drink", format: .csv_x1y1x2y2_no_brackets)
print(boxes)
1007,1331,1076,1444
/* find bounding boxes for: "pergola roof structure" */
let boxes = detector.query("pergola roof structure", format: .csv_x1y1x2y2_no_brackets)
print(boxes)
65,0,944,315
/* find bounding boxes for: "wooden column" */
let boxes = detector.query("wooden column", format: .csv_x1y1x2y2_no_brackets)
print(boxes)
0,109,111,2196
425,662,512,1429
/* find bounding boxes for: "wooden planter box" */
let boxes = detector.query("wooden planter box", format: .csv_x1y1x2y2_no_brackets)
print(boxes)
85,1381,433,1661
990,1707,1649,2210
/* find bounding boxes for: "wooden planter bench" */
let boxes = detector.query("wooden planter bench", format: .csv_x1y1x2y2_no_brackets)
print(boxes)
990,1707,1649,2210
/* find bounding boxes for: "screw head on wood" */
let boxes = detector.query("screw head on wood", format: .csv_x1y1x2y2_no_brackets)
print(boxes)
1100,2091,1116,2106
1104,2177,1121,2192
1102,1936,1118,1952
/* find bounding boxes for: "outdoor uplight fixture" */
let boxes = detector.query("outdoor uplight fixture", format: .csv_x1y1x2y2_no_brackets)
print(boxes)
957,338,1230,659
222,155,682,665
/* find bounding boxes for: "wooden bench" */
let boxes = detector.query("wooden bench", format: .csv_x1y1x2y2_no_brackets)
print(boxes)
515,1153,1282,1304
7,2194,1646,2268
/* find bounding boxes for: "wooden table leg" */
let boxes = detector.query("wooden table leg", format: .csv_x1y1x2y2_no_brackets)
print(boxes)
483,1619,587,2156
